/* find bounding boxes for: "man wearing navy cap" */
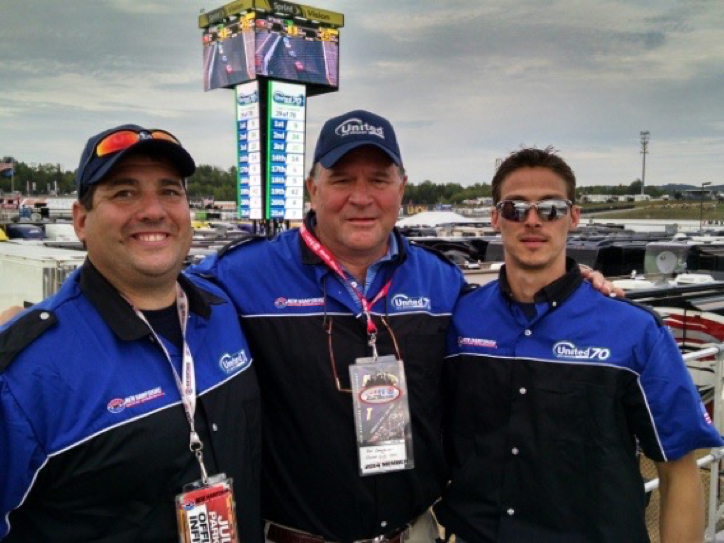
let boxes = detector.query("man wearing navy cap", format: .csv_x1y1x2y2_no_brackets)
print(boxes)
192,110,464,542
0,125,262,542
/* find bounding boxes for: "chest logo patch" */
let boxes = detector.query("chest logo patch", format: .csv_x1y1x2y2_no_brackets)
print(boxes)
458,337,498,349
107,387,165,414
219,349,251,374
391,294,431,311
553,341,611,361
274,297,325,309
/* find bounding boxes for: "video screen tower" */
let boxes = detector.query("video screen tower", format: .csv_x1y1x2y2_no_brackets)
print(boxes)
199,0,344,227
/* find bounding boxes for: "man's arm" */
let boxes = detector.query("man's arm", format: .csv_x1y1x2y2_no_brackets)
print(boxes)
655,451,705,543
0,306,23,327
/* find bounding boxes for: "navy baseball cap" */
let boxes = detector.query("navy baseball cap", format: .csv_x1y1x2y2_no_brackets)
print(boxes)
75,124,196,197
313,110,402,169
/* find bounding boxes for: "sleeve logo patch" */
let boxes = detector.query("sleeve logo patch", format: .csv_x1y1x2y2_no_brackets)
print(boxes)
553,341,611,361
700,403,713,425
219,349,251,374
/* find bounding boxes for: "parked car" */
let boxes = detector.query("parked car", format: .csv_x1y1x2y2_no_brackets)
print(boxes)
6,223,44,240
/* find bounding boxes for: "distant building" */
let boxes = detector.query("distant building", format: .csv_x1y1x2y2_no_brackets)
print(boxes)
581,194,616,203
462,197,492,206
682,189,716,201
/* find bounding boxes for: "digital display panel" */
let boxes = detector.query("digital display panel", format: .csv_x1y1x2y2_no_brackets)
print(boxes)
202,9,339,93
236,81,263,220
203,13,257,91
254,14,339,90
266,81,306,220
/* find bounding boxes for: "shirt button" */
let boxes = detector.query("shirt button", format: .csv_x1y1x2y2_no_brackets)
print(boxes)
512,447,519,455
39,311,50,320
524,329,532,336
552,301,558,307
519,387,527,395
350,281,358,288
380,521,387,528
212,423,219,432
507,508,515,516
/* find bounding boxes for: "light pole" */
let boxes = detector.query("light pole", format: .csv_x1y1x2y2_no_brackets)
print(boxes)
701,181,712,230
640,131,650,196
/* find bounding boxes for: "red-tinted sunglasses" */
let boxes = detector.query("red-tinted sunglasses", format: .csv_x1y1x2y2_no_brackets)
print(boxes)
94,129,181,158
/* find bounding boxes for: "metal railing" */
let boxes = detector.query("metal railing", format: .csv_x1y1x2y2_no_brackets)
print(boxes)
642,345,724,541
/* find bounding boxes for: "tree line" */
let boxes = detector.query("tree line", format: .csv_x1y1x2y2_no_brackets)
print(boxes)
0,160,241,201
0,160,671,204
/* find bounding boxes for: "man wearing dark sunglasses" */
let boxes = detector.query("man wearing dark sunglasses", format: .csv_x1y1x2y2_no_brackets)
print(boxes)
0,125,262,542
435,147,722,542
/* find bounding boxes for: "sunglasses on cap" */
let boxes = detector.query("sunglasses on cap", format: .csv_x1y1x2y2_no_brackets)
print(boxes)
496,199,573,222
93,128,181,158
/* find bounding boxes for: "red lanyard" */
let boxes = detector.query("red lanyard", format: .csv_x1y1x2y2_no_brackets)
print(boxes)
300,223,392,351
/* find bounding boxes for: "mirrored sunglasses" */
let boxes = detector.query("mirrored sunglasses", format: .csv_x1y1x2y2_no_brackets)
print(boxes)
496,199,572,222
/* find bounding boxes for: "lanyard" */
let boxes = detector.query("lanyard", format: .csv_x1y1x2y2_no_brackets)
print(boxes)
131,284,210,483
300,222,393,359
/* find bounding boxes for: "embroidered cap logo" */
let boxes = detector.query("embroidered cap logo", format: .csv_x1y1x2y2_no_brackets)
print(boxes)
335,118,385,139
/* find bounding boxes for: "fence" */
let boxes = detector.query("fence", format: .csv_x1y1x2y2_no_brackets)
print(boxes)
643,345,724,541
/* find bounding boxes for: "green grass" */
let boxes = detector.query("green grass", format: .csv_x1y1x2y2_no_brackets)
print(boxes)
583,202,724,221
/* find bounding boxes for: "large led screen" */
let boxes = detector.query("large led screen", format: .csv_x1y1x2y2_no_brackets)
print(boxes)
203,11,339,93
254,14,339,90
203,13,256,91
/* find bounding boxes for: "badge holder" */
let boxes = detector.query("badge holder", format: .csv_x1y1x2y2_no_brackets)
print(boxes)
350,354,415,476
176,473,239,543
175,437,240,542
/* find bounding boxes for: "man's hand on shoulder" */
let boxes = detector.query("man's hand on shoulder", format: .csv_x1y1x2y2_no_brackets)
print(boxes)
579,265,625,298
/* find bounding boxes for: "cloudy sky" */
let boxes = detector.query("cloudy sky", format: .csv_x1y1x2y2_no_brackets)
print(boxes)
1,0,722,188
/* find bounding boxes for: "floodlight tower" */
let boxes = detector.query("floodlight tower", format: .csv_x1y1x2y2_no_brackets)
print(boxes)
639,131,650,196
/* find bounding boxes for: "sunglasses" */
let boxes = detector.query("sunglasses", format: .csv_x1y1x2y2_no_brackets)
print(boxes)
496,199,573,222
93,129,181,158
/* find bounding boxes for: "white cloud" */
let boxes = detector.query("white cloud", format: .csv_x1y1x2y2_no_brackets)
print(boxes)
0,0,722,186
102,0,174,15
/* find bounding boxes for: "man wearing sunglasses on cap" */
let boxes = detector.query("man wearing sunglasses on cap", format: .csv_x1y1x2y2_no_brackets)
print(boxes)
0,125,261,542
434,147,722,542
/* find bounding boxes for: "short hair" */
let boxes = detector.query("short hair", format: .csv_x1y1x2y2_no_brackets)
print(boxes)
307,161,406,182
491,146,576,204
78,184,98,210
